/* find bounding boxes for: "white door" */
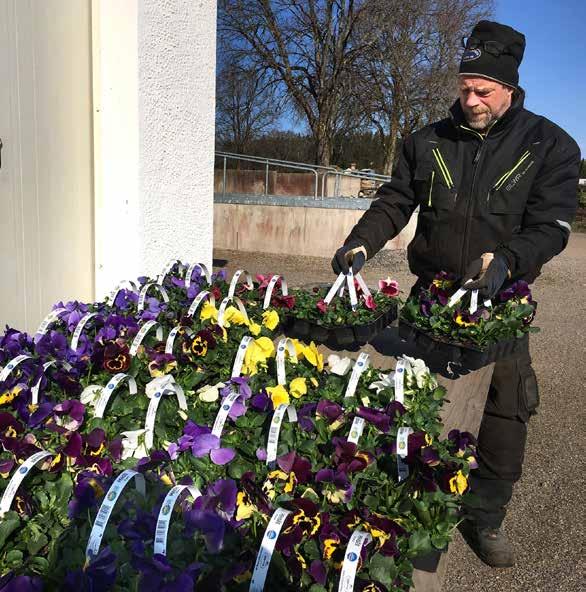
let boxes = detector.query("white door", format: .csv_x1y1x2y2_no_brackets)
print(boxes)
0,0,94,333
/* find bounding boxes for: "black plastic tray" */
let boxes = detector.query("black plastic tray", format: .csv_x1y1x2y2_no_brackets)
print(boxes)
398,319,529,370
283,303,398,347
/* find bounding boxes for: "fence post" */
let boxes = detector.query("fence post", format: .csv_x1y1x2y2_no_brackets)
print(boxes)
222,156,227,198
265,161,269,195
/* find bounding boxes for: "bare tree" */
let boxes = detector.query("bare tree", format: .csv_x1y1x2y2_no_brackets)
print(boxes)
218,0,374,166
355,0,494,173
215,59,282,155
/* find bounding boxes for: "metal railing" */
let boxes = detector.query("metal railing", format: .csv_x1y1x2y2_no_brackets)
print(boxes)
215,151,391,200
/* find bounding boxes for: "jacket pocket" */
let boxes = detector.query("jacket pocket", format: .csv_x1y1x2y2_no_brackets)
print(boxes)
414,163,457,211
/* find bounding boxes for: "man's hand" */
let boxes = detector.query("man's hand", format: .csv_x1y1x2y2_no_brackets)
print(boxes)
462,252,510,299
331,241,367,275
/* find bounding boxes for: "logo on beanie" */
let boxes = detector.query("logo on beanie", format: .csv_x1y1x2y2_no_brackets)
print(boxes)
462,48,481,62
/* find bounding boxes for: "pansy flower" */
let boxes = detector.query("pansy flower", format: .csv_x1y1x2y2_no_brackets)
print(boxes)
378,278,400,298
102,342,131,373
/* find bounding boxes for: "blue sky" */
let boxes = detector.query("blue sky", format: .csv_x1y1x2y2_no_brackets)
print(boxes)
496,0,586,156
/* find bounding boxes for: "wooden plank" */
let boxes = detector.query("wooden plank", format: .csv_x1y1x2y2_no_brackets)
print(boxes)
318,326,494,592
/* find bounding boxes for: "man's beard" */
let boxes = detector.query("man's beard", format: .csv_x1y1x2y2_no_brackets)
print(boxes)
464,108,496,131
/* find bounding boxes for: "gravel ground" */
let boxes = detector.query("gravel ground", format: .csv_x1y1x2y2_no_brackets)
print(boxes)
214,232,586,592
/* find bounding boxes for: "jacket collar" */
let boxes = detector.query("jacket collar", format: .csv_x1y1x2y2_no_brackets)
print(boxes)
449,88,525,137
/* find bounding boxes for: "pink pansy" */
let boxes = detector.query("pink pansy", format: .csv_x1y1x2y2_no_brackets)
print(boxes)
378,278,400,297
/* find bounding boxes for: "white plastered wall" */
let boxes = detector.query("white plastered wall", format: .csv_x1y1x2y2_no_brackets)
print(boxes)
93,0,216,298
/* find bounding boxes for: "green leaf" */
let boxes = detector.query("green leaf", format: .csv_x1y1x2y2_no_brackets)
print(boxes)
409,529,432,556
0,514,21,551
27,532,49,556
308,586,327,592
368,553,396,587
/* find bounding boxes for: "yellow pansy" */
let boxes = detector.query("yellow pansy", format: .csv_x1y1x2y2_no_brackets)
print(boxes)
289,377,307,399
302,341,324,371
222,306,248,327
449,470,468,495
199,301,218,322
261,309,280,331
233,571,252,584
243,337,275,375
290,338,306,358
248,322,261,336
266,384,290,408
0,385,23,406
236,491,257,520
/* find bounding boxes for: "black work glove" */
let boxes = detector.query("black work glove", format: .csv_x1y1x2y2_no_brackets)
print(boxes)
331,240,366,275
462,253,509,299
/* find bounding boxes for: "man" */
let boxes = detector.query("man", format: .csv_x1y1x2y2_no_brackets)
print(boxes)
331,21,581,567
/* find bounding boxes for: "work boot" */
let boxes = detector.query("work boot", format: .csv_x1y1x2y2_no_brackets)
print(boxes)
458,521,516,568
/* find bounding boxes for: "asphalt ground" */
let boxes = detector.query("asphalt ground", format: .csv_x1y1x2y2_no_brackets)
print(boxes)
213,232,586,592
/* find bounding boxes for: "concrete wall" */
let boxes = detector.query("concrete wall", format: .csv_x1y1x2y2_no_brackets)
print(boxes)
214,200,416,256
93,0,217,298
0,0,94,332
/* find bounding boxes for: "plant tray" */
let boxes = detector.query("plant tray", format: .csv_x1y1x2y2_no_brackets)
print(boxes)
283,303,398,347
398,319,529,370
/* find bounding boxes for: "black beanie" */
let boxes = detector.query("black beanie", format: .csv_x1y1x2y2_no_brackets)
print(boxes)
459,21,526,88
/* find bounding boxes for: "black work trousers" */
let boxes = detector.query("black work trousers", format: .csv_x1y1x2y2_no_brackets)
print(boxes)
464,337,539,528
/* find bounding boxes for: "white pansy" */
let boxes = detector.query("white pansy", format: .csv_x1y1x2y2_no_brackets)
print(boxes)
369,372,393,394
120,429,148,460
196,382,225,403
402,356,437,389
80,384,103,407
327,354,353,376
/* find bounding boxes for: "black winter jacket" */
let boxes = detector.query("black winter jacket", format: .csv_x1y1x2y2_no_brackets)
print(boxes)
346,92,581,286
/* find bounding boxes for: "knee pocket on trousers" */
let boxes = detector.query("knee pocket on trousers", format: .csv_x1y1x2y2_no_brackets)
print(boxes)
518,364,539,421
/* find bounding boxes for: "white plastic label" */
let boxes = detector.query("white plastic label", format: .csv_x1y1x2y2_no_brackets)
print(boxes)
185,262,211,287
249,508,292,592
138,283,170,311
266,404,297,464
344,353,370,398
217,296,250,328
262,275,289,310
231,336,253,377
324,273,346,305
394,359,406,404
211,391,240,438
31,360,72,405
0,450,52,516
347,417,366,445
228,269,254,298
397,426,414,482
346,268,358,311
276,338,297,385
144,385,188,450
157,258,180,285
85,470,146,560
154,484,202,555
35,308,67,338
94,374,138,418
129,321,164,356
187,290,216,318
0,355,34,382
165,326,194,355
338,529,373,592
448,279,474,308
71,312,98,352
469,290,479,314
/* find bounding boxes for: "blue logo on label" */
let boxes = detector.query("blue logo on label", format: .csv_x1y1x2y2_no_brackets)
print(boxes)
358,362,363,367
347,552,358,562
398,368,404,373
155,392,161,398
462,48,481,62
267,530,277,540
223,405,230,411
19,466,28,474
108,383,114,389
241,344,246,349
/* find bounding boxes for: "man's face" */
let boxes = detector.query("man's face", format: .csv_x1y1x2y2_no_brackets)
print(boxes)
458,76,514,131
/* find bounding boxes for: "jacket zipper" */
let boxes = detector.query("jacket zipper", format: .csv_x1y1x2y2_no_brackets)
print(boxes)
487,149,532,201
428,170,435,206
459,125,486,276
431,148,454,189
